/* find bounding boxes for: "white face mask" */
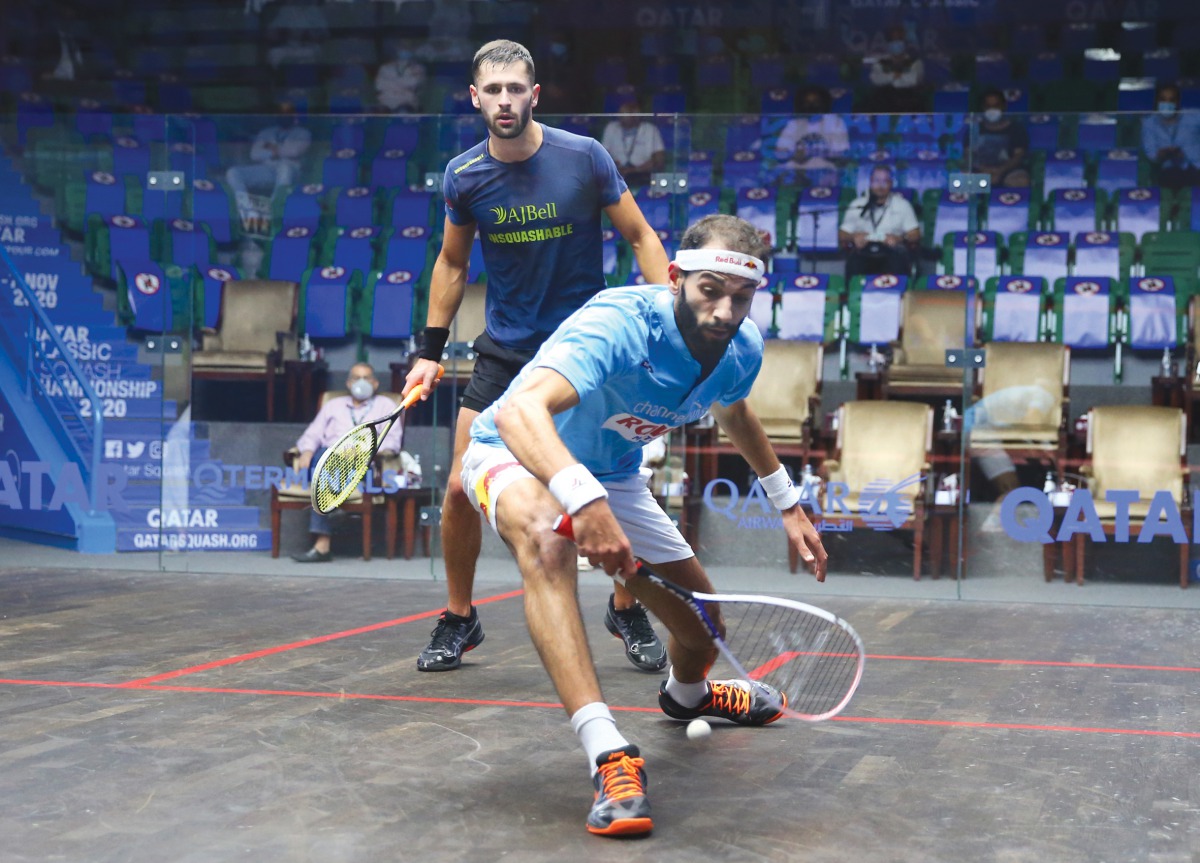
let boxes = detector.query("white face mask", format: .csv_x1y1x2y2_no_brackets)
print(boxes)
349,378,373,401
983,108,1003,123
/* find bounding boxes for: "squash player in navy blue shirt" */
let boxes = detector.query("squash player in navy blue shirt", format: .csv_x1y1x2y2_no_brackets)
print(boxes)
403,40,670,673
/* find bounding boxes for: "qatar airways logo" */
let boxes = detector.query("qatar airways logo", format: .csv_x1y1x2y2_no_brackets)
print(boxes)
602,413,673,444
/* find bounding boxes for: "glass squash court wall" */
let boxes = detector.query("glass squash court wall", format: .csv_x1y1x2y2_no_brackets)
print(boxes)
1,106,1195,602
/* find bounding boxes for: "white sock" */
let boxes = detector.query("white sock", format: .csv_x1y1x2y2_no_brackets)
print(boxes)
664,668,710,708
570,702,630,776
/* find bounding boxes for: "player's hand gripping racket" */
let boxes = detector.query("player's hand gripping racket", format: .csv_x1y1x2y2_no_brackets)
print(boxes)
553,513,864,721
310,365,444,514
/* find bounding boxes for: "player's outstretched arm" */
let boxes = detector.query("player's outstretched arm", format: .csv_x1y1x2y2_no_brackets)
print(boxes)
712,400,828,581
405,217,475,400
494,368,637,579
605,191,670,284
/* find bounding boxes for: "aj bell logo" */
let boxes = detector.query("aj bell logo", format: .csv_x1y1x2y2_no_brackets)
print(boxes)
602,413,671,444
490,201,559,226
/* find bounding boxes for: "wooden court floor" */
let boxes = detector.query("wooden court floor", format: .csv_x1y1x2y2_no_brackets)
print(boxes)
1,567,1197,863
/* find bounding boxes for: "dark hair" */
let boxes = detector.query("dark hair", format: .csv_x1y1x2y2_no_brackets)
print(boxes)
1157,81,1181,99
979,87,1007,108
472,40,535,84
679,214,770,261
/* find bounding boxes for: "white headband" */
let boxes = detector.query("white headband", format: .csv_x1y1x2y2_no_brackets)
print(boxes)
673,248,766,285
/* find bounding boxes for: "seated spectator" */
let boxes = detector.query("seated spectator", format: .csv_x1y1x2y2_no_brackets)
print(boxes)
772,85,850,187
291,364,401,563
265,0,327,70
225,108,312,210
375,44,427,114
838,164,920,278
1140,82,1200,189
965,87,1030,188
865,24,925,113
600,97,666,189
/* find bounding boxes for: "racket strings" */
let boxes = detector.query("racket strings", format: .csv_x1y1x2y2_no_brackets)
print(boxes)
719,601,862,719
312,426,378,514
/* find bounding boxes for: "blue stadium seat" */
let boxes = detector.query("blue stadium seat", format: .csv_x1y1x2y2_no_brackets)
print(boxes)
380,226,431,275
190,178,234,245
1001,85,1030,113
133,113,166,143
652,85,687,114
1113,188,1161,239
267,226,316,283
949,231,1001,281
111,135,151,178
722,151,764,191
634,187,673,232
630,230,674,284
932,191,971,247
905,153,949,197
328,226,380,276
331,120,367,153
645,58,681,88
759,87,793,115
1042,150,1086,197
794,187,841,252
686,151,714,188
601,228,620,283
329,89,364,114
696,56,733,88
442,88,474,114
1073,231,1123,279
141,179,185,223
594,57,628,88
0,57,32,93
390,189,434,227
75,99,113,139
334,186,375,228
120,261,173,333
776,274,834,341
987,188,1032,237
382,120,421,153
736,186,779,249
1022,232,1070,284
1127,275,1177,350
280,183,326,231
301,266,355,339
1095,149,1140,195
1117,78,1157,112
989,275,1047,342
974,53,1011,84
364,269,416,339
160,218,212,269
725,116,763,154
84,170,127,220
1026,114,1061,150
198,264,240,329
806,55,842,87
166,141,210,180
1083,49,1122,82
1076,114,1119,152
1119,22,1157,53
1050,188,1099,235
1058,276,1113,349
16,93,55,147
750,55,786,89
106,215,152,280
1140,49,1180,81
932,83,971,114
853,274,908,346
1062,23,1099,53
321,149,361,189
1028,53,1065,84
685,187,721,223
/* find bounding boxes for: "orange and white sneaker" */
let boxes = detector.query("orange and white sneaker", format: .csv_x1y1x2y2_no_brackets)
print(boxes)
586,746,653,836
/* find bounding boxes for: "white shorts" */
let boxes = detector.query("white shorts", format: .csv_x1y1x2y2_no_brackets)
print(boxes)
461,440,695,566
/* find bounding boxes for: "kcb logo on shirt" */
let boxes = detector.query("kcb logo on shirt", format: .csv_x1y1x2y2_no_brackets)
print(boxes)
602,413,672,444
490,201,559,226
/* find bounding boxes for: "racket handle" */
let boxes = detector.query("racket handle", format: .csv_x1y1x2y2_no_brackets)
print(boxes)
552,513,574,540
400,364,446,409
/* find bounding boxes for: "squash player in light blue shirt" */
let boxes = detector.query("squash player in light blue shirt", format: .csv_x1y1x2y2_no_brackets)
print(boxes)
460,214,828,838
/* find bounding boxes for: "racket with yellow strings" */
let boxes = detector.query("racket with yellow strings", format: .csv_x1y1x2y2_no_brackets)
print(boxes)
310,365,444,514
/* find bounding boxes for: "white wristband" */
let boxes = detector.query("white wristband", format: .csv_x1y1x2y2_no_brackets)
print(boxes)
759,466,801,511
549,464,609,515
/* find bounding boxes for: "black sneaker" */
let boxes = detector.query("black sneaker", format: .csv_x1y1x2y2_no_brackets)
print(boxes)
587,745,653,837
416,608,484,672
604,595,668,673
658,678,786,726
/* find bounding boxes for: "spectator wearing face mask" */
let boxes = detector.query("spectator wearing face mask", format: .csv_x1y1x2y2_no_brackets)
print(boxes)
1141,83,1200,189
773,86,850,187
291,364,401,563
965,88,1030,188
865,24,925,113
375,44,428,113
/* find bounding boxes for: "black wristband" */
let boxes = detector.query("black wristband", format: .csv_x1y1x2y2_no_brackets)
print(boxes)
420,326,450,361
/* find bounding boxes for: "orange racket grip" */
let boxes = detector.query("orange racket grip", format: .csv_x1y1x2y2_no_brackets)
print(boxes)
552,513,574,540
401,364,445,409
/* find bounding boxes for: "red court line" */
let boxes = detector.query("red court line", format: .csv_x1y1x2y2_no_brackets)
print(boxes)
1,678,1195,737
866,654,1200,673
116,587,525,687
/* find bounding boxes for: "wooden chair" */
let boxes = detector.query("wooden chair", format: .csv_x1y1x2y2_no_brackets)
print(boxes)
269,390,422,561
192,279,299,422
819,400,934,579
1071,405,1191,587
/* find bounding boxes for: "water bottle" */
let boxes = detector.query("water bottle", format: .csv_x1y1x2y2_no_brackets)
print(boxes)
1043,472,1056,495
1161,346,1172,377
405,453,423,488
943,399,955,433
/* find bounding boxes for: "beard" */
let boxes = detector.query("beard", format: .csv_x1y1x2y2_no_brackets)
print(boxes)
675,291,737,366
484,101,533,140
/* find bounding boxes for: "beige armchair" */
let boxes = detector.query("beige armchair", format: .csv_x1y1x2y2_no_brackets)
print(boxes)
883,290,974,399
1072,405,1190,587
391,281,487,393
192,279,299,422
820,400,934,579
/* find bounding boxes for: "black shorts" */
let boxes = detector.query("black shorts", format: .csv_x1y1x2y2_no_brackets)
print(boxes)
459,331,538,413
